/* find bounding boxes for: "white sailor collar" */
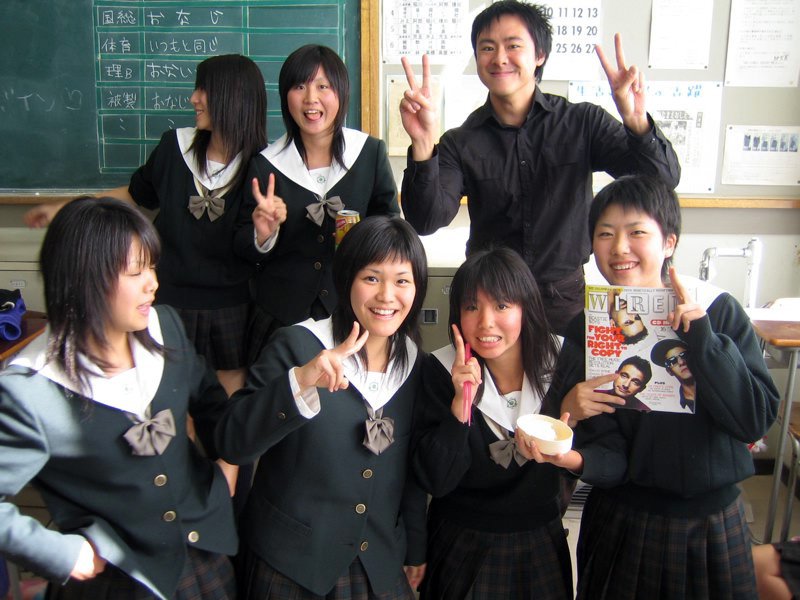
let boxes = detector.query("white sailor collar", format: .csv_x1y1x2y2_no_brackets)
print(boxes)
259,128,369,194
432,345,544,433
176,127,242,192
297,316,417,411
11,310,166,421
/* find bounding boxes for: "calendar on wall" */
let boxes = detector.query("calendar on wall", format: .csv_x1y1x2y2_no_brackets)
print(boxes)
540,0,602,80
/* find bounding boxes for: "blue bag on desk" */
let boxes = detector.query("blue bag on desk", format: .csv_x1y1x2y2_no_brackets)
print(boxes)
0,289,26,341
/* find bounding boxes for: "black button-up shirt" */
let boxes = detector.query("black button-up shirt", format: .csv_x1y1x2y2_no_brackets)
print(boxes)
401,88,681,286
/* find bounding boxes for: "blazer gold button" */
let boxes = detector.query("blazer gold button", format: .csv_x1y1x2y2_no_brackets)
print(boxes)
360,541,369,552
153,474,167,487
317,234,325,243
355,503,366,514
362,469,373,479
277,412,286,420
187,531,200,543
314,261,322,270
162,510,177,522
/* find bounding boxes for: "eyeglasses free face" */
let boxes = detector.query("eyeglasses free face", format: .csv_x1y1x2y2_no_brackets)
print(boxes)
664,351,689,368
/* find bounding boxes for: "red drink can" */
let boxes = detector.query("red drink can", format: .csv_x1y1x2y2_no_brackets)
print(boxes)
335,209,360,246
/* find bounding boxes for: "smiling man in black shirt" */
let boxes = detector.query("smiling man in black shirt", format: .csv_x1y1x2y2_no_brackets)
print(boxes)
399,0,680,333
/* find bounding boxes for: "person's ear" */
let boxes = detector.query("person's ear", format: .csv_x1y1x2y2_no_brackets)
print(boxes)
663,233,677,258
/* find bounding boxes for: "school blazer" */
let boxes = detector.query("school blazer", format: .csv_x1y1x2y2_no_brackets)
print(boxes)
234,133,400,326
216,325,427,595
0,306,237,600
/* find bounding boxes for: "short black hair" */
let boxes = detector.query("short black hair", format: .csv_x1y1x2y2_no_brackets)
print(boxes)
332,216,427,373
589,175,682,282
471,1,552,83
279,45,350,169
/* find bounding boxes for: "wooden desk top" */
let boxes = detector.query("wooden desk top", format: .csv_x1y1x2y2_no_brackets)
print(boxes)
751,320,800,349
0,312,47,363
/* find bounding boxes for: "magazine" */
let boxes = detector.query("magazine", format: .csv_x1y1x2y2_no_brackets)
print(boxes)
585,284,696,414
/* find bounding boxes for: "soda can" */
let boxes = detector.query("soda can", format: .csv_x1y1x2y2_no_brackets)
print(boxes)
335,209,360,246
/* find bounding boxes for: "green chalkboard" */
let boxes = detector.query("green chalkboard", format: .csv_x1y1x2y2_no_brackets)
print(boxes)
0,0,361,192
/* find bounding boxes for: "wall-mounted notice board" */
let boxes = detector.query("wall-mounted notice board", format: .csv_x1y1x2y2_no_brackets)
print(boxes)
0,0,361,194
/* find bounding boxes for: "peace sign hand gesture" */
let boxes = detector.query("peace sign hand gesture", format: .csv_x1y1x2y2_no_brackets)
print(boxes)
252,173,287,246
596,33,649,135
669,267,706,333
399,55,439,161
294,322,370,393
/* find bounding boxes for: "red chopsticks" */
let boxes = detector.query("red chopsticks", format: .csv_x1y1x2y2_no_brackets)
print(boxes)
463,343,472,425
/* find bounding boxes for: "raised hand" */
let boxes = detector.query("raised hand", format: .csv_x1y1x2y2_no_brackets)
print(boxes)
252,173,287,246
669,267,706,332
449,324,481,422
399,55,439,160
596,33,649,135
294,322,370,393
560,372,624,426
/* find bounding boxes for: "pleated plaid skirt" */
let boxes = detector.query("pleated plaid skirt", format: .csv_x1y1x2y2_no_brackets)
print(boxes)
576,486,757,600
237,549,414,600
176,303,250,371
46,547,235,600
419,515,572,600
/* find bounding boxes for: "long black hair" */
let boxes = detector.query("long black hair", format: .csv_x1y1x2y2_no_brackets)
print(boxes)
190,54,267,191
40,196,162,392
448,247,558,400
279,44,350,169
332,216,427,374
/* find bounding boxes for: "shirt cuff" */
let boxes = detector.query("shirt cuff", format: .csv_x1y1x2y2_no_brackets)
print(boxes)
289,367,321,418
254,227,279,253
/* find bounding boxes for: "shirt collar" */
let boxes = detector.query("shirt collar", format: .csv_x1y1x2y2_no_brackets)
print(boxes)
11,311,166,420
432,345,545,433
465,87,553,130
296,317,417,411
175,127,242,192
259,128,368,194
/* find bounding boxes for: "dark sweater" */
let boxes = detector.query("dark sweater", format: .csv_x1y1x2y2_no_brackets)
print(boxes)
412,354,563,533
553,291,779,517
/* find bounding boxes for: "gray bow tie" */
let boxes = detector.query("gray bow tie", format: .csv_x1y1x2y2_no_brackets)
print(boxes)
305,195,344,226
188,195,226,221
489,439,528,469
363,406,395,455
123,409,177,456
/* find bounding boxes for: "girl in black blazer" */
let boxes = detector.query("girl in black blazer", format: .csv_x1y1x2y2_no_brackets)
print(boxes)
217,216,427,599
0,197,237,600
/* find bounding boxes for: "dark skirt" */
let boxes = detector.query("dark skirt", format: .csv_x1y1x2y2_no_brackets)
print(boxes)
576,487,757,600
775,540,800,598
237,548,413,600
419,515,572,600
176,303,250,370
46,547,235,600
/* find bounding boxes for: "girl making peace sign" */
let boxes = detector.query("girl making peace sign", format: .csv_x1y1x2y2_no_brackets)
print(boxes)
217,216,428,599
